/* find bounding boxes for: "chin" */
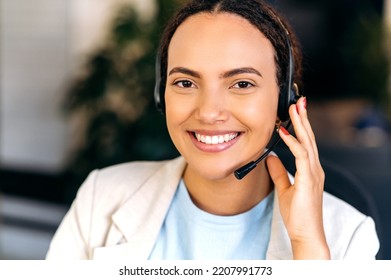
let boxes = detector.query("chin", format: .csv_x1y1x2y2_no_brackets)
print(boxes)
187,161,237,182
202,171,234,181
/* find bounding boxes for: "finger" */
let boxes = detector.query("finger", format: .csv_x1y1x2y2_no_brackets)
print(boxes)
296,97,316,142
289,101,313,151
278,125,312,175
295,97,319,157
288,99,318,164
266,154,291,193
279,123,325,191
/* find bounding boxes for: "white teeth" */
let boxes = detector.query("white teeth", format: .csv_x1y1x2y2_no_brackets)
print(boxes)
194,132,239,145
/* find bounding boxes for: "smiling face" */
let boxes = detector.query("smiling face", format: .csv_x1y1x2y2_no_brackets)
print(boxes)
165,12,279,182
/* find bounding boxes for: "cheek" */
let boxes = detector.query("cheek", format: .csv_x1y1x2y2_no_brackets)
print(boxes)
237,96,279,145
164,93,190,135
165,93,182,121
165,110,181,152
237,95,279,124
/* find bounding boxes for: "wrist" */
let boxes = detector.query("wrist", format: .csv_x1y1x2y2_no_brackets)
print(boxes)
291,239,331,260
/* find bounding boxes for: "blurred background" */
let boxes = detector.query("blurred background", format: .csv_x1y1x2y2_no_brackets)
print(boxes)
0,0,390,259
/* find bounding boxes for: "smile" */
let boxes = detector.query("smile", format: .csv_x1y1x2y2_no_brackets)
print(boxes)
194,132,239,145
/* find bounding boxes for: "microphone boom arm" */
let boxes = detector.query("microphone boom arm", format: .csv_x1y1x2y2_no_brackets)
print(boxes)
234,120,291,180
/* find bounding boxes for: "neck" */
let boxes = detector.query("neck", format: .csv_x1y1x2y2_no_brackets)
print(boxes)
183,161,273,216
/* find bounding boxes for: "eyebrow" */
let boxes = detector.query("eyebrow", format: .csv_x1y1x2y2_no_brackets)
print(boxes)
168,67,201,78
168,67,262,79
221,67,263,78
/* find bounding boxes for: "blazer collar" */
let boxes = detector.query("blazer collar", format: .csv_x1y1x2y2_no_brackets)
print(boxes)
93,157,187,260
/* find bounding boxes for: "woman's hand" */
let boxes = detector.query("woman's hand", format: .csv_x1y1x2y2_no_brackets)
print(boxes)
266,97,330,259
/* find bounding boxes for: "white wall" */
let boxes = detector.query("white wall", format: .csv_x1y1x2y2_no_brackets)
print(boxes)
0,0,154,173
69,0,155,60
0,0,70,172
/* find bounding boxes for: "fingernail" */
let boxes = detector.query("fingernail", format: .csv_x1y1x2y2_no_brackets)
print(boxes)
280,126,290,136
303,97,307,109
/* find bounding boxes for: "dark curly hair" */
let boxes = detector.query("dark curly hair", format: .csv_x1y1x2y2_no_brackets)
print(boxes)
157,0,302,109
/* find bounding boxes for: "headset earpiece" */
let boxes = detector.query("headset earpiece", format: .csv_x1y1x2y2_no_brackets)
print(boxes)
278,82,300,122
276,19,301,122
154,53,165,114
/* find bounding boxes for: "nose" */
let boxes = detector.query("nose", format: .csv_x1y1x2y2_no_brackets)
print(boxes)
195,89,228,124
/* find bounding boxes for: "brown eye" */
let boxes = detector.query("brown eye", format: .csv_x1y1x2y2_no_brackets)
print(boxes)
175,80,194,88
233,81,254,89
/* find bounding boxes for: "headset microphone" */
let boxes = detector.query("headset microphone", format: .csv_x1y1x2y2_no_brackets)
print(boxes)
234,120,294,180
233,132,283,180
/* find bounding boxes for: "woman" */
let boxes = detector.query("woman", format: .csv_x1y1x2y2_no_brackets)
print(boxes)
46,0,379,259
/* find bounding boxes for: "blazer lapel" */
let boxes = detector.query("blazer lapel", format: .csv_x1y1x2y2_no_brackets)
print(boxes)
93,157,187,260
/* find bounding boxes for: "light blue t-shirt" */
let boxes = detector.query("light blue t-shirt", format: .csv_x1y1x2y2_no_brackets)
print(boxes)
149,180,274,260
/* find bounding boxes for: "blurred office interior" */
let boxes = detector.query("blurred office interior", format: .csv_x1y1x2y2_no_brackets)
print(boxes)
0,0,390,259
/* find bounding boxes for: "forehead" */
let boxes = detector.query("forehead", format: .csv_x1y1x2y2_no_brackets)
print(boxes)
167,12,276,73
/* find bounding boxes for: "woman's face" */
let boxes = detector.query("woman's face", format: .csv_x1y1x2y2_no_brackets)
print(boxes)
165,12,279,181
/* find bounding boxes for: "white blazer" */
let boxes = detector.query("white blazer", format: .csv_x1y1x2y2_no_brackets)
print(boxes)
46,157,379,260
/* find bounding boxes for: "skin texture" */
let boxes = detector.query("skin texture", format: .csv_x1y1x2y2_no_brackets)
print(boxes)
165,12,330,259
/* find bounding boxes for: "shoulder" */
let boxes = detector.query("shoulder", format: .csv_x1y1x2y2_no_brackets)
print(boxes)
322,192,379,259
323,191,366,221
46,156,186,259
68,156,186,221
86,156,186,199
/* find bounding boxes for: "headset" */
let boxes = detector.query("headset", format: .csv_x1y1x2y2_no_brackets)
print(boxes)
154,15,301,180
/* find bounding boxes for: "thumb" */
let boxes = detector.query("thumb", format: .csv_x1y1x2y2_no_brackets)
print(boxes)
266,154,291,193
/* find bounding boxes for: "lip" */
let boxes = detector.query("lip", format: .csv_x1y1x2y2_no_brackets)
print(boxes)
188,130,242,153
